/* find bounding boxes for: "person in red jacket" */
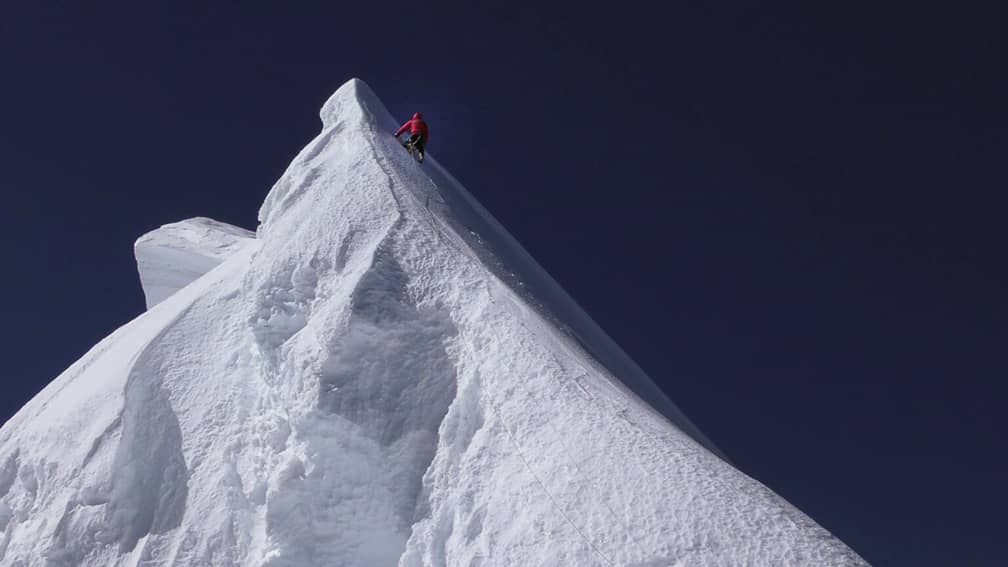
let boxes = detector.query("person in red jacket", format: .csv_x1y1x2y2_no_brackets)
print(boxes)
394,112,429,163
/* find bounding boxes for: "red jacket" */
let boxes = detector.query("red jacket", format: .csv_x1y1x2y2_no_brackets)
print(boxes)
395,112,429,142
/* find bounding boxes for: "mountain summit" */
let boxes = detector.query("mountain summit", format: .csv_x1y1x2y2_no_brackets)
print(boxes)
0,79,866,566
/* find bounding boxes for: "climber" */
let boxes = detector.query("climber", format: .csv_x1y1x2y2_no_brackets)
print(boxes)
394,112,428,163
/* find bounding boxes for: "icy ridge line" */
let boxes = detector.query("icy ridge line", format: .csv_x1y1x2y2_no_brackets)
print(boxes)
0,78,868,566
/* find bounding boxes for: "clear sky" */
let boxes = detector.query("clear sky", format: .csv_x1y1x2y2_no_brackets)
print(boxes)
1,3,1005,565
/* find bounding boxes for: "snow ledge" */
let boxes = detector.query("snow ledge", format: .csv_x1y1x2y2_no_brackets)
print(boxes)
134,217,255,309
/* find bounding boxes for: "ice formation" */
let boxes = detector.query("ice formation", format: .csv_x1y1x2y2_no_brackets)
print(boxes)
0,79,866,566
135,217,256,308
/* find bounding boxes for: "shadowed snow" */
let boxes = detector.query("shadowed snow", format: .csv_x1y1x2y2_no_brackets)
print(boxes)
135,217,255,308
0,78,867,566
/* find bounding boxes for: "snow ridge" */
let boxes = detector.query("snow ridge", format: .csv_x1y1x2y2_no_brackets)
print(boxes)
0,78,867,566
135,217,255,308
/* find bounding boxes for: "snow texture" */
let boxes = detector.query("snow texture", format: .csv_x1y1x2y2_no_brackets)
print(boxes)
135,217,256,308
0,79,868,566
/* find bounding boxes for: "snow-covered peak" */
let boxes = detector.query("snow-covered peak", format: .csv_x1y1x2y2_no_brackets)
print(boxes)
319,77,396,131
262,78,725,459
134,217,255,308
0,78,866,566
257,77,399,231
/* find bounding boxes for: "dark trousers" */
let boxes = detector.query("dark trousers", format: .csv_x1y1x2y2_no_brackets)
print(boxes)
408,132,425,157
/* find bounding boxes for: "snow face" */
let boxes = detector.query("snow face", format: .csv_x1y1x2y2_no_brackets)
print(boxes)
0,79,867,566
135,217,256,308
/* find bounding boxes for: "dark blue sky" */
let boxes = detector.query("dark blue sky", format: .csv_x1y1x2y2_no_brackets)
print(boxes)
2,3,1005,565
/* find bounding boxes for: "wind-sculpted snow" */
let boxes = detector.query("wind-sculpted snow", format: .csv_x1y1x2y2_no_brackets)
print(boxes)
136,217,256,308
0,78,867,565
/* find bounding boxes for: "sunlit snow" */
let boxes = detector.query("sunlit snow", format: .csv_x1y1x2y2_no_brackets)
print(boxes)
0,79,866,566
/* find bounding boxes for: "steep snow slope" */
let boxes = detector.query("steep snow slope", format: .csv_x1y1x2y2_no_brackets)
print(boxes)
0,79,867,566
135,217,256,308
